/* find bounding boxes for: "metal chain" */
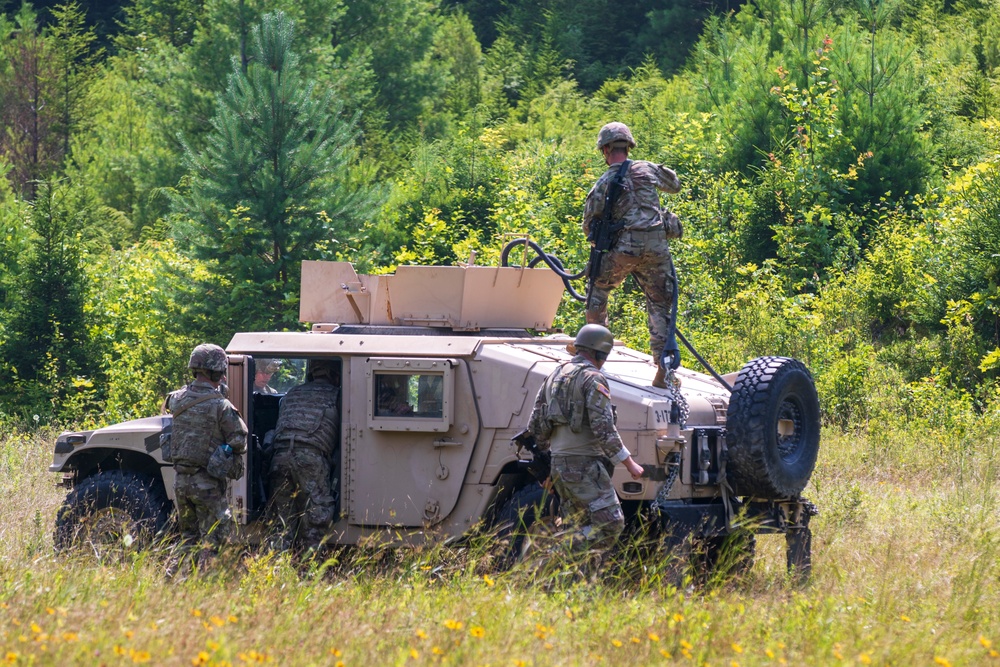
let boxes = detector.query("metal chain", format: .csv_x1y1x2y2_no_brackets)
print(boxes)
662,368,690,428
653,451,681,510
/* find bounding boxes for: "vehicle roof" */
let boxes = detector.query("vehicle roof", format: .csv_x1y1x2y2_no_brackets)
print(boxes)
227,330,485,357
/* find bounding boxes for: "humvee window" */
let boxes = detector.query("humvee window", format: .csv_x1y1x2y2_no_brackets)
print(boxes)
367,358,454,432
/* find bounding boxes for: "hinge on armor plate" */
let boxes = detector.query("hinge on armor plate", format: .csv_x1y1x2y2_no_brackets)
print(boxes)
423,499,440,522
707,397,727,425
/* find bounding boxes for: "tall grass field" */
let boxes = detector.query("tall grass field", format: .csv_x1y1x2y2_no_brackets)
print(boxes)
2,425,1000,666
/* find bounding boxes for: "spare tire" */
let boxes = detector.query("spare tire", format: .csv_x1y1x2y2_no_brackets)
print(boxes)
725,356,820,498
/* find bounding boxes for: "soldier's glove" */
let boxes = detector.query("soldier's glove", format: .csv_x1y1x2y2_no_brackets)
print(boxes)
661,330,681,371
661,346,681,371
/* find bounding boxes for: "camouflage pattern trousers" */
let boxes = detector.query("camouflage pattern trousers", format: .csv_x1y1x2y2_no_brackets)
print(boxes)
586,228,676,362
268,446,336,550
174,468,232,550
550,454,625,560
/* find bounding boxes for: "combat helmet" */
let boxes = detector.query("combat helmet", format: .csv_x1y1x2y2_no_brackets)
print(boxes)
574,324,615,354
188,343,228,373
306,359,337,381
596,122,636,151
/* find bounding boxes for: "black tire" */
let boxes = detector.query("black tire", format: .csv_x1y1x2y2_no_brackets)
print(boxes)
54,470,172,552
725,356,820,498
493,483,549,569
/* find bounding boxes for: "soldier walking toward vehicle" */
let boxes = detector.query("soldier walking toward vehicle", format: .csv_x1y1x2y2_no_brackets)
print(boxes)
584,122,683,388
165,343,248,569
267,359,340,552
525,324,644,576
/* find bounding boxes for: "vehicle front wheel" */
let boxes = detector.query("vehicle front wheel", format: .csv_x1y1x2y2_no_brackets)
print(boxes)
493,482,552,570
54,470,172,552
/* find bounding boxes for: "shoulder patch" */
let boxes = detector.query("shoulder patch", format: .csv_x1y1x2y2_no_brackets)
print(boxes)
595,383,611,398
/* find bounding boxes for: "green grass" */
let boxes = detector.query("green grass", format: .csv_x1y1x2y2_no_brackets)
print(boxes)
2,426,1000,666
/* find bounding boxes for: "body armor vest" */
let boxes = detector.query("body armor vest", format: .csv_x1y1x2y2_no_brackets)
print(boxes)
274,382,340,457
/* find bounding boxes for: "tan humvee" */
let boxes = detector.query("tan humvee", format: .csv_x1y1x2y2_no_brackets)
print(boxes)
51,260,819,574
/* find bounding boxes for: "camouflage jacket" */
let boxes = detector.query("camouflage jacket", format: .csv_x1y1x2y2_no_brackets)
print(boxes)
273,381,340,457
582,159,681,237
166,379,248,468
527,355,628,460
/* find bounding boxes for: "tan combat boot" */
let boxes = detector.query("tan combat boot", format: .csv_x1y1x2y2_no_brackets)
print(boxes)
652,365,667,389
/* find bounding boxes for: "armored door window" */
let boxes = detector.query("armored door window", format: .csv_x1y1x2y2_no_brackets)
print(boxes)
367,358,454,432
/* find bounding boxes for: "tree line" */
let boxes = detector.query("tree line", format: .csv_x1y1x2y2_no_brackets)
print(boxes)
0,0,998,442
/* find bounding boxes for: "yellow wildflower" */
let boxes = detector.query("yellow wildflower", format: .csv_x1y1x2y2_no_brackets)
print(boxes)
982,636,994,650
859,653,872,665
648,632,660,642
191,609,202,618
673,613,685,623
45,608,55,616
207,640,220,651
934,658,951,667
470,626,485,638
5,653,17,664
900,615,911,622
409,648,419,659
432,646,444,655
124,630,135,639
113,645,127,656
228,615,239,623
62,632,79,642
611,639,623,648
415,630,428,640
659,649,672,659
630,637,641,644
483,575,495,587
443,619,463,631
210,616,226,627
732,642,743,653
680,639,693,650
330,648,342,657
29,623,41,634
131,650,151,664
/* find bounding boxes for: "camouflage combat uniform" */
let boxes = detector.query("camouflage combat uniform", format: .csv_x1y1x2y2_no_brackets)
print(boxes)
584,160,682,362
527,354,631,559
268,380,340,550
166,380,248,550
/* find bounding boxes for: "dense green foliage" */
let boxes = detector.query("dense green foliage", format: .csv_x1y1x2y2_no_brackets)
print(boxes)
0,0,999,438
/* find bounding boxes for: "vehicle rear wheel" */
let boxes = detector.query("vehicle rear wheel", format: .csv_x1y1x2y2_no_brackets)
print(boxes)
725,357,820,498
54,470,171,552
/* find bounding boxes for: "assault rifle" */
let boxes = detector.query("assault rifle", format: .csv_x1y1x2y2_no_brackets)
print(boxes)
586,159,632,291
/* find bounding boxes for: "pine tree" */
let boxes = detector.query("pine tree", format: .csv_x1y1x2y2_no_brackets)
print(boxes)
1,179,89,390
172,11,379,331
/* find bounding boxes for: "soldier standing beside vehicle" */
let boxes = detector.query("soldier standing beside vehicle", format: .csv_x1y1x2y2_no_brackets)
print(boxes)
584,122,683,389
165,343,248,567
525,324,644,575
267,359,340,552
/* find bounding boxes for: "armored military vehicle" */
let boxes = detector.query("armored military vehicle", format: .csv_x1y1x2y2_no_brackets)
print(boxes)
51,259,819,574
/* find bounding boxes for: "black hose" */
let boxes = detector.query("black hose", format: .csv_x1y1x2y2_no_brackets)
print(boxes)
499,237,733,392
677,330,733,392
500,238,588,302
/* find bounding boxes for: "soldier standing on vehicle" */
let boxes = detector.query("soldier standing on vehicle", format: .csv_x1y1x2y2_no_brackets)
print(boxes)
165,343,248,568
584,122,683,389
267,359,340,552
526,324,644,575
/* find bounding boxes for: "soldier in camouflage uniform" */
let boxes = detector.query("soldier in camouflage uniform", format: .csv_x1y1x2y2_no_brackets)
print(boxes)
584,122,683,389
526,325,644,572
165,343,248,562
267,359,340,552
